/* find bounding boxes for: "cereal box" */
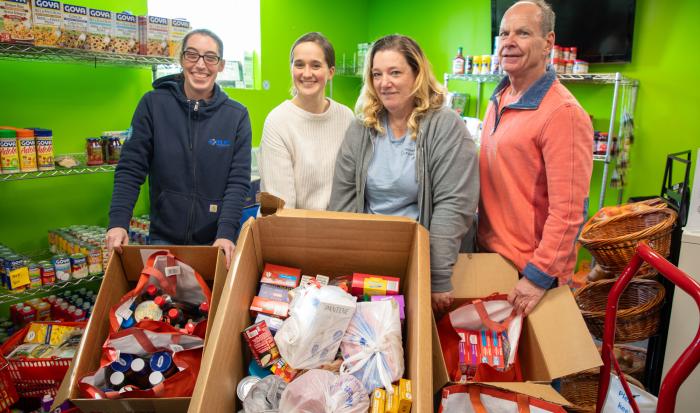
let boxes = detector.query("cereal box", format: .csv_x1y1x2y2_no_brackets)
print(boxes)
1,0,33,44
59,3,87,49
112,12,137,54
86,8,112,52
242,321,279,368
31,0,61,47
168,18,189,58
138,15,168,56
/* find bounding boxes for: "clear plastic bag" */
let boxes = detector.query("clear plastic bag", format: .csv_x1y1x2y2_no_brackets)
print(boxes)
243,375,287,413
278,370,369,413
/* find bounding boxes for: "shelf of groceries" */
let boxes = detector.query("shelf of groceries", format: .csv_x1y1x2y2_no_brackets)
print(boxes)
445,71,639,85
0,163,115,182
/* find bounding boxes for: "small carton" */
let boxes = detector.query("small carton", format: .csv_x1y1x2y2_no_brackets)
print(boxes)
30,0,61,47
371,388,386,413
168,18,189,58
138,15,168,56
261,263,300,289
350,273,400,297
1,0,33,44
253,313,283,334
112,12,137,54
249,296,288,319
258,283,290,303
385,384,399,413
397,378,412,413
242,321,279,368
86,7,112,52
59,3,87,49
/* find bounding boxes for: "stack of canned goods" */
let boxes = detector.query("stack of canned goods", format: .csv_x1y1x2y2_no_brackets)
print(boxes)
48,225,109,276
129,215,151,245
0,244,42,291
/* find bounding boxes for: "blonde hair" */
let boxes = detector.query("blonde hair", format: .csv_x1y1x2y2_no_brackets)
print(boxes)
356,34,445,140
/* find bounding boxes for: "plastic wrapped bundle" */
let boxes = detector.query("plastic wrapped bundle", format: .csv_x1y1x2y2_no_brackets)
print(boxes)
243,375,287,413
340,300,404,394
275,285,357,370
278,369,369,413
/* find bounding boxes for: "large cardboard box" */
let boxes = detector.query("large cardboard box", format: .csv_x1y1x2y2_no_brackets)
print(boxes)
54,245,228,413
433,253,602,396
189,209,433,412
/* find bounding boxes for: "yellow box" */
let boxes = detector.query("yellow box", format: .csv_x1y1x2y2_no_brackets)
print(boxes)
385,384,399,413
398,378,412,413
371,388,386,413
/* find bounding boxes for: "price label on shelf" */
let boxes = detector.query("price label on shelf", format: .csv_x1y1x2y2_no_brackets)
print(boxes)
9,267,30,290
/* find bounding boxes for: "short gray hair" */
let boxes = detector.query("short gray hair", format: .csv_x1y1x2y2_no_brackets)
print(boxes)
514,0,555,36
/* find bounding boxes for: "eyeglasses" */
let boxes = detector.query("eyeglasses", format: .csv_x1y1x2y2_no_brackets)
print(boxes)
182,50,221,65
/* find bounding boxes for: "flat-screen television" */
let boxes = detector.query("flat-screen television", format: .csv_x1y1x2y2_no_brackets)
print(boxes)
491,0,636,63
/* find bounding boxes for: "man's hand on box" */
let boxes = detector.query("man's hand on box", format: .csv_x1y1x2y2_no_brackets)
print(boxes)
106,227,129,254
432,290,454,317
213,238,235,269
508,277,546,316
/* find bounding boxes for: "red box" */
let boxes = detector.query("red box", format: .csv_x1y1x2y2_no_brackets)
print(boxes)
249,296,289,318
350,273,400,297
261,263,300,289
242,321,279,368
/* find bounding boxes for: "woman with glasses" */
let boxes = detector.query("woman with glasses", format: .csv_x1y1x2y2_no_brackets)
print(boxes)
259,32,354,210
107,29,251,269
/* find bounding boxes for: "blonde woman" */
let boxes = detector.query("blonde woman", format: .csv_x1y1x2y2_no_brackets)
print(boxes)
329,34,479,314
259,32,354,210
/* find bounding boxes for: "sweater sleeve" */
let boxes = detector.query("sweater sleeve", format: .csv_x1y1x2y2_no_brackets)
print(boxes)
328,120,363,212
216,108,252,242
109,96,153,231
259,114,297,208
428,109,480,292
522,103,593,288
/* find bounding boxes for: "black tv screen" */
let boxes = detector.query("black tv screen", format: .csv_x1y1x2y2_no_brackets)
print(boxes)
491,0,636,63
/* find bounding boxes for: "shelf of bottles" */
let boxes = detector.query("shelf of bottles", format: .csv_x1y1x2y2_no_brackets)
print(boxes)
445,72,638,86
0,164,116,182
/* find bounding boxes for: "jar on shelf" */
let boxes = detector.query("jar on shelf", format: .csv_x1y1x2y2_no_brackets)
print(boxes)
86,138,104,166
573,60,589,74
107,137,122,164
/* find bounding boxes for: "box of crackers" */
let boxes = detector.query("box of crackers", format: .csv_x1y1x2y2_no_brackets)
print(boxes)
138,14,168,56
30,0,61,47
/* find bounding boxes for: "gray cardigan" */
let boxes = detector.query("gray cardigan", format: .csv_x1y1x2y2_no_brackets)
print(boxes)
329,106,479,292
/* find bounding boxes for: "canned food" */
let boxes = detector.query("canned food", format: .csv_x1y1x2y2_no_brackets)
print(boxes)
236,376,260,402
28,261,42,288
70,253,88,279
87,246,103,275
31,128,54,171
0,129,20,174
16,129,37,172
4,254,27,290
52,254,71,282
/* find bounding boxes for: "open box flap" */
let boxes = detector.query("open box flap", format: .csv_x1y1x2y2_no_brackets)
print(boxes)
479,381,572,406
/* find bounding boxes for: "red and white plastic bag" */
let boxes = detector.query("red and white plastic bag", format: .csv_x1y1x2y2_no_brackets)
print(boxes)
439,384,566,413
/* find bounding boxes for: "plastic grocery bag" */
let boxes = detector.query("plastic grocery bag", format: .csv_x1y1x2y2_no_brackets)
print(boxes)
278,369,369,413
275,285,357,370
439,384,566,413
600,355,657,413
340,300,404,394
243,375,287,413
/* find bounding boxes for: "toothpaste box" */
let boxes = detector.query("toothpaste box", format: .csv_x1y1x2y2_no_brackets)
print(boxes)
31,0,61,47
59,3,87,49
371,388,386,413
1,0,33,44
258,283,290,303
350,273,400,297
168,18,189,58
253,313,283,334
86,7,112,52
138,14,168,56
112,11,137,54
261,263,300,289
249,296,289,319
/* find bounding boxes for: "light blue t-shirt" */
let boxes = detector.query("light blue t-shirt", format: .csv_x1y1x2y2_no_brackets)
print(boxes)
364,119,419,220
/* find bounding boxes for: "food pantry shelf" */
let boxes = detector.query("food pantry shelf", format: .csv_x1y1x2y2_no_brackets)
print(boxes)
0,42,177,68
445,72,638,85
0,165,116,182
0,274,103,305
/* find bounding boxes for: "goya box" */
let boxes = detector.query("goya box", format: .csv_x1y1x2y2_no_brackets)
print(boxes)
138,15,168,56
59,3,87,49
31,0,61,47
168,18,190,58
112,12,137,54
260,263,300,289
350,273,400,297
86,7,112,52
1,0,33,44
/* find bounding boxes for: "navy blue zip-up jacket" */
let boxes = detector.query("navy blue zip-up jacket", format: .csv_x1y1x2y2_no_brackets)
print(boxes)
109,74,251,244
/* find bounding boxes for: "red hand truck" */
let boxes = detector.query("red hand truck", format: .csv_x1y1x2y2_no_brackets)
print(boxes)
596,241,700,413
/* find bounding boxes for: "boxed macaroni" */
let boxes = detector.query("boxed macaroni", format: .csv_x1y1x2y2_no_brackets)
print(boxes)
59,2,87,49
1,0,33,44
168,18,190,58
138,15,168,56
86,7,112,52
31,0,61,47
112,12,137,54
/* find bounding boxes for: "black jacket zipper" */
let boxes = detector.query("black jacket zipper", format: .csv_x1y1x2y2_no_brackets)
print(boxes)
184,100,200,243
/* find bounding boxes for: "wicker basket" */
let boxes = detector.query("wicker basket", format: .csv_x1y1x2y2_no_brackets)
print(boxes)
579,208,676,275
574,279,665,342
561,367,645,413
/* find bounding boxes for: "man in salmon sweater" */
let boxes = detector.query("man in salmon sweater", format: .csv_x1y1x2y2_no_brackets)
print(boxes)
479,0,593,316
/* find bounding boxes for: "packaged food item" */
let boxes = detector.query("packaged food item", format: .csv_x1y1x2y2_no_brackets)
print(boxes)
138,15,169,56
86,7,113,52
48,324,81,345
7,343,40,359
250,296,289,319
40,261,55,285
243,321,280,368
86,137,104,165
70,252,88,278
31,0,61,47
261,263,301,289
16,128,37,172
371,388,387,413
59,3,88,49
300,274,330,288
242,375,287,412
0,129,20,174
573,59,589,74
107,136,122,164
30,128,54,171
168,18,190,58
350,273,400,297
112,12,137,54
24,322,49,344
452,46,465,75
396,379,412,413
269,358,297,382
28,260,43,288
54,154,79,168
237,375,261,403
0,0,33,43
258,283,290,302
133,300,163,322
254,313,283,334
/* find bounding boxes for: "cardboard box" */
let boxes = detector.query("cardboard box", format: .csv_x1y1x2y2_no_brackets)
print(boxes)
138,15,168,56
432,253,602,398
112,11,138,54
168,18,190,58
31,0,62,47
86,7,113,52
1,0,33,44
59,3,87,49
189,208,433,412
53,245,228,413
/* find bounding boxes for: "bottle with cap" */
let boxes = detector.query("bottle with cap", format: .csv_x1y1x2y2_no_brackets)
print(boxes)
148,371,165,388
127,357,151,388
150,351,179,378
166,308,184,327
109,371,126,390
154,294,173,311
141,284,160,302
198,301,209,320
